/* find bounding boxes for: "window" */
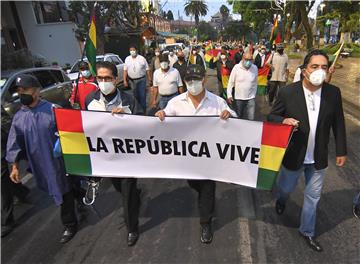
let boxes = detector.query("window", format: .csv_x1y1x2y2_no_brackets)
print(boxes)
50,70,64,82
105,57,112,62
111,56,122,65
32,70,56,89
32,1,69,24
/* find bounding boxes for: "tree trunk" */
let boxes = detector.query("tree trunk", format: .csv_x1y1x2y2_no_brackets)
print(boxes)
284,2,297,43
96,11,105,54
299,3,313,50
340,32,352,43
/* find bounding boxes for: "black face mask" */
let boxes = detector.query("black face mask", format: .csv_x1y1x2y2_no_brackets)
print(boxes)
278,49,284,54
19,94,34,106
178,57,185,61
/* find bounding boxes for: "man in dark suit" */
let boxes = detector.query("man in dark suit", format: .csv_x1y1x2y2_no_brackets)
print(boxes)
268,49,347,252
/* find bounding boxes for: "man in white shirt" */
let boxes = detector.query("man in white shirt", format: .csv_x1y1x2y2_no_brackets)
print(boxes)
267,43,289,106
155,65,236,244
268,50,347,252
168,50,178,67
124,45,152,113
150,54,184,109
227,52,258,120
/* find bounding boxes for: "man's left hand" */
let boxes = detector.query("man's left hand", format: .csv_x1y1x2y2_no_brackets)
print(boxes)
336,156,347,167
111,108,125,115
220,110,231,120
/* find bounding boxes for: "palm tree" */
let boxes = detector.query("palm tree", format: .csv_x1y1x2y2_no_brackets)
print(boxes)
184,0,208,26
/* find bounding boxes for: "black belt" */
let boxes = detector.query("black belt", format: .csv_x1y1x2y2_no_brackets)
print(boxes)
160,92,178,98
128,76,145,81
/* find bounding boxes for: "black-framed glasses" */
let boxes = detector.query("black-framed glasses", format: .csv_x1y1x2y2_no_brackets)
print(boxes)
96,76,114,82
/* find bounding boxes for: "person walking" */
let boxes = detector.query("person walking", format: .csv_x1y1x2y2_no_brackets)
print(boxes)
150,54,184,109
124,45,152,113
85,61,143,246
227,52,258,120
268,49,347,252
155,65,236,244
6,74,78,243
216,51,234,99
173,50,188,91
150,47,161,74
69,61,98,110
267,43,289,106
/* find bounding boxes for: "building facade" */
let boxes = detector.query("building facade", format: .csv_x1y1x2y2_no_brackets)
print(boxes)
1,1,81,67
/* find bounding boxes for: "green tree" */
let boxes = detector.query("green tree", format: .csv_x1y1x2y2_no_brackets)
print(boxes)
219,5,230,30
283,0,317,49
68,1,142,54
317,1,360,43
223,20,250,41
197,21,218,41
229,0,274,40
167,10,174,20
184,0,208,26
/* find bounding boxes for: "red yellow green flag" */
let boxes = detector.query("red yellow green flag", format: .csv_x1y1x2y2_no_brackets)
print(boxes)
85,6,97,77
270,16,281,44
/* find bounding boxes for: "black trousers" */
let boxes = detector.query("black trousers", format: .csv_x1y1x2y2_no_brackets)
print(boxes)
1,165,30,226
187,180,216,225
268,81,286,103
60,190,77,228
111,178,140,233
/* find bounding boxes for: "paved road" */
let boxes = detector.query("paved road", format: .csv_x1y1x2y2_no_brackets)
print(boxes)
2,66,359,264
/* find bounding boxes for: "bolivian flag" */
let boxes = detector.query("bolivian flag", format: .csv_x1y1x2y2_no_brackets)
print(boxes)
85,5,97,77
270,16,281,44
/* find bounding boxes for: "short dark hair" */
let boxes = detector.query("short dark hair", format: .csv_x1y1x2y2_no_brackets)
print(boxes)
159,54,169,62
129,44,137,50
303,49,329,68
79,61,89,70
96,61,117,78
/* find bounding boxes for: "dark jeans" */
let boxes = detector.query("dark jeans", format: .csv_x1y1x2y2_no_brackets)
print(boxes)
268,81,286,104
129,77,147,113
159,93,178,109
111,178,141,232
1,165,30,226
61,191,78,228
187,180,216,225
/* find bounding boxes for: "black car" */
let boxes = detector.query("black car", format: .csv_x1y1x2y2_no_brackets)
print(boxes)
1,67,73,117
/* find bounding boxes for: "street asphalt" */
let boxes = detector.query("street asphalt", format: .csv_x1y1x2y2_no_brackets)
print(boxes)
1,60,359,264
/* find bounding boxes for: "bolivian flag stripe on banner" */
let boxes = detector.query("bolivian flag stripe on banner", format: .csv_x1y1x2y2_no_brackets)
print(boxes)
54,109,293,191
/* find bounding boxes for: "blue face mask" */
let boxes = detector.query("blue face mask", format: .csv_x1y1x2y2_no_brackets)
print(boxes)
243,60,252,69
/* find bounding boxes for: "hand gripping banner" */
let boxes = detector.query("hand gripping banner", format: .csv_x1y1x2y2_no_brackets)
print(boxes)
54,109,293,190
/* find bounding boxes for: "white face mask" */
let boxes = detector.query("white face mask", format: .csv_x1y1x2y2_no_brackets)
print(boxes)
160,62,169,69
98,81,115,95
186,80,203,96
169,52,174,56
130,50,137,57
155,51,160,56
307,69,326,86
81,70,91,78
220,55,226,60
192,50,197,55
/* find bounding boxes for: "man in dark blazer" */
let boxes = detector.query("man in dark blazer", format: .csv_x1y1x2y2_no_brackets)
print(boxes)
268,49,347,252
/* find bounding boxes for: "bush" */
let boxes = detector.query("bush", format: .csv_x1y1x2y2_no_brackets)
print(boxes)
322,43,360,58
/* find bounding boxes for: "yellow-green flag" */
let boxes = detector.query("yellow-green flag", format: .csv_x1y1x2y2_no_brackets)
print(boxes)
85,5,97,76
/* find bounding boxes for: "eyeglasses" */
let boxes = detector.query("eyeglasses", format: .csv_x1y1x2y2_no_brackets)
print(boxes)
307,93,315,111
96,76,114,82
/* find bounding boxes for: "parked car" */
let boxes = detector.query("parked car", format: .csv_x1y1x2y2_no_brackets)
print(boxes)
67,53,124,84
1,67,73,117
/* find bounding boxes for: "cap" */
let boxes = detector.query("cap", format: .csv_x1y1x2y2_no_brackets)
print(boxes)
14,74,41,89
160,54,169,62
184,65,205,81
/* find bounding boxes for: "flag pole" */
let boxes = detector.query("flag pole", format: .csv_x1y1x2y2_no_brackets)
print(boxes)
73,2,97,110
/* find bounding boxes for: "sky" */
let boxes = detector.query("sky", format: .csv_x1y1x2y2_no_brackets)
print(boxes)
163,0,239,22
162,0,321,22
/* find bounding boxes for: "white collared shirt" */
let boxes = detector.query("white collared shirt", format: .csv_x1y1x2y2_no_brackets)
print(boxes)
303,86,322,164
163,90,237,117
87,90,131,113
153,67,183,95
124,54,150,79
227,63,258,100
